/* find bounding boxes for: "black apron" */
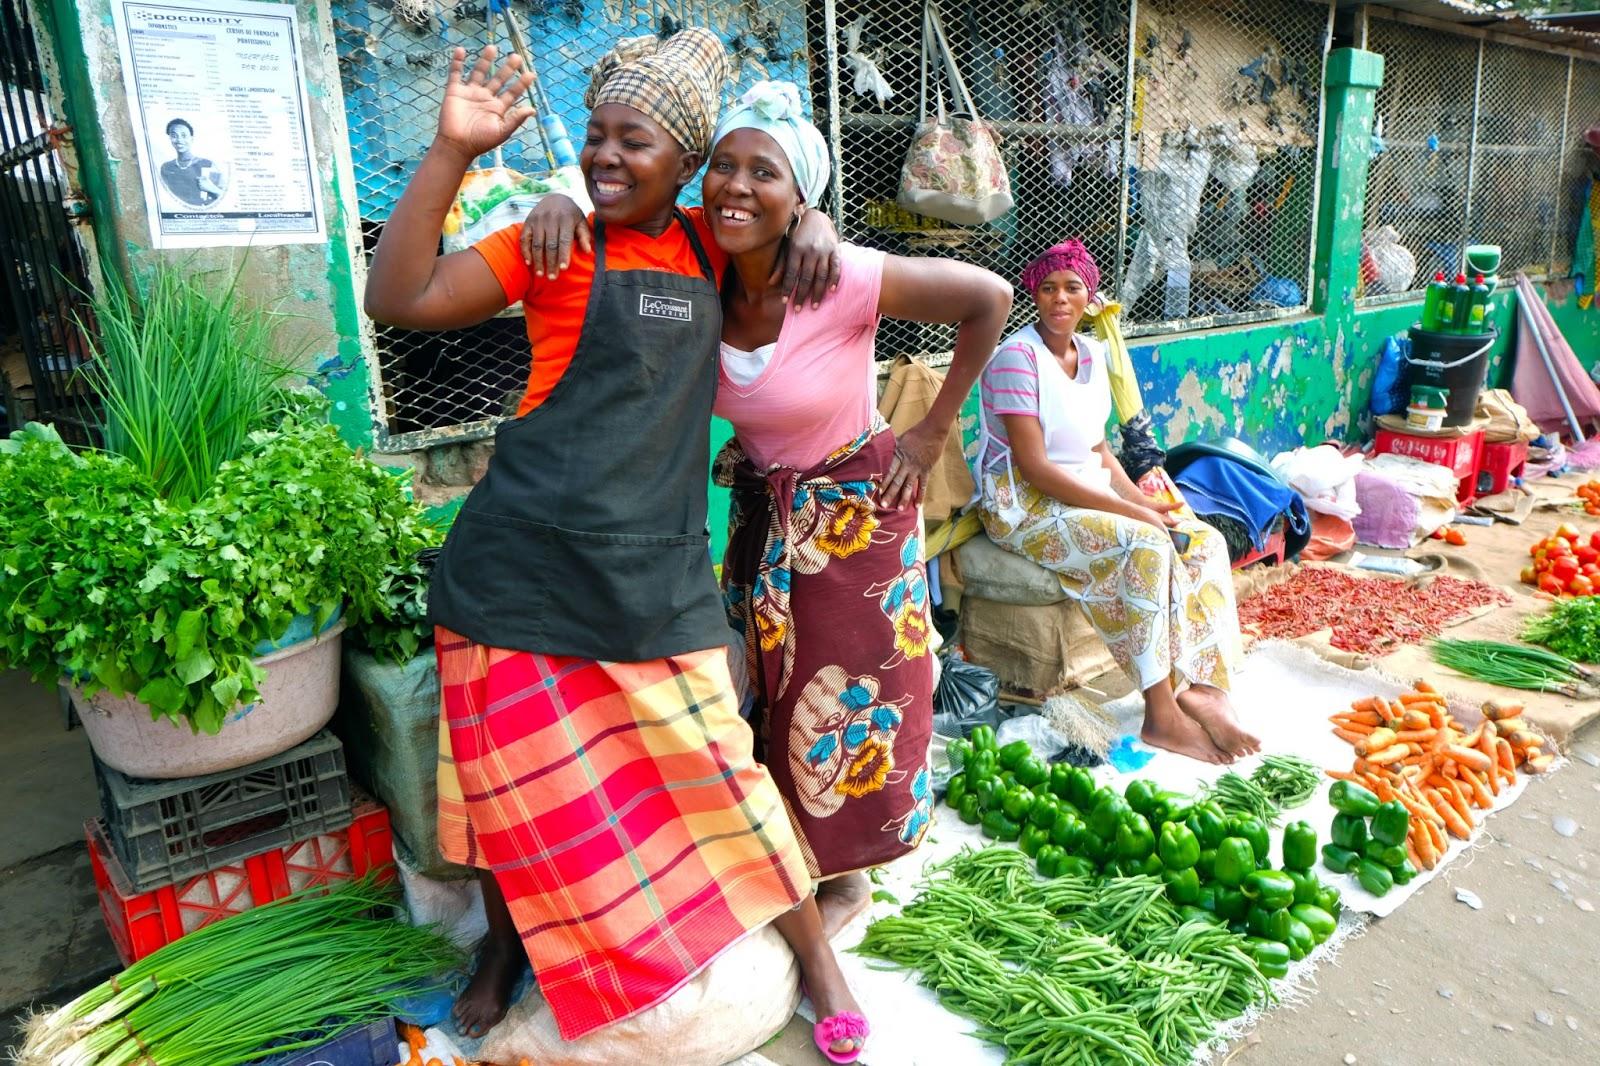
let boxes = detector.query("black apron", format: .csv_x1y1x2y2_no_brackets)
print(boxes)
428,211,730,662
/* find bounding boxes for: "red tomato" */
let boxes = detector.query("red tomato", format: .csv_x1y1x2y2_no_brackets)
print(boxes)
1548,538,1571,558
1521,566,1539,585
1590,532,1600,553
1540,573,1567,595
1558,522,1582,543
1531,542,1544,557
1553,557,1581,583
1577,546,1599,567
1584,564,1600,579
1570,576,1594,597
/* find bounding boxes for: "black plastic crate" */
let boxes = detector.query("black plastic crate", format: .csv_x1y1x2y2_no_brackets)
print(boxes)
252,1017,396,1066
93,730,355,893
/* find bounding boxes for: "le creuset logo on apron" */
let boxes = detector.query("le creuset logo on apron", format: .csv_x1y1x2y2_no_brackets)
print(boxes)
639,293,692,321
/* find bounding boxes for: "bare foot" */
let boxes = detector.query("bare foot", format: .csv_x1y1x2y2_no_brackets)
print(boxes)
1178,685,1261,758
816,872,872,940
452,934,523,1039
1141,708,1230,764
799,944,867,1060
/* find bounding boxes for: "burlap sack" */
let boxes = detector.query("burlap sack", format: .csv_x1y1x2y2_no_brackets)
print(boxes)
478,925,800,1066
959,595,1117,696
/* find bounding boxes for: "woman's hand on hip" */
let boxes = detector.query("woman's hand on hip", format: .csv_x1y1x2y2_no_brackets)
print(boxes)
521,193,591,277
435,47,536,163
881,420,946,511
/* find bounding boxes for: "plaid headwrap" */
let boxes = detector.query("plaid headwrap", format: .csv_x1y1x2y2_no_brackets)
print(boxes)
584,27,729,155
1020,239,1101,296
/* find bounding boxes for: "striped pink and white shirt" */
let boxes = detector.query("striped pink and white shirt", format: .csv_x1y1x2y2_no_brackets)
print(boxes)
977,325,1113,488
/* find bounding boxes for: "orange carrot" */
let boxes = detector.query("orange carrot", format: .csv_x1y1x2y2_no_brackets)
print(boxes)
1428,788,1471,839
1367,744,1408,765
1413,826,1439,870
1414,679,1438,694
1356,728,1398,755
1332,726,1367,746
1495,737,1516,776
1349,696,1383,715
1444,744,1493,773
1392,729,1437,744
1426,816,1447,855
1398,692,1443,707
1462,769,1493,808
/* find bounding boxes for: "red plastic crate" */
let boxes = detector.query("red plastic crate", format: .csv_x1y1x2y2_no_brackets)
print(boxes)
88,800,394,965
1478,439,1529,497
1373,428,1485,505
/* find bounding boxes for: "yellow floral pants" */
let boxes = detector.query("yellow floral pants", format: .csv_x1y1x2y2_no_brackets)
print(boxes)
980,468,1241,693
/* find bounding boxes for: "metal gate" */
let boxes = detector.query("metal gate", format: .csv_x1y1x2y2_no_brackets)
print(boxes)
0,0,93,438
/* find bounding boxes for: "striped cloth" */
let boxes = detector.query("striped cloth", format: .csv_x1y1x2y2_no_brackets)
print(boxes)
435,627,811,1039
585,26,728,154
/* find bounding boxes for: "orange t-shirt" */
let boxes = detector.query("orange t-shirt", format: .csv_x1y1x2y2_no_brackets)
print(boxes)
473,207,728,417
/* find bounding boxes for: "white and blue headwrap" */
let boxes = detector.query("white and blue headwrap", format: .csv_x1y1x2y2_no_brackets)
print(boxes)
709,80,830,205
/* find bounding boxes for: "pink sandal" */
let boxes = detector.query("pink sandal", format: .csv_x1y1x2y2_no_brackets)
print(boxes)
812,1010,870,1064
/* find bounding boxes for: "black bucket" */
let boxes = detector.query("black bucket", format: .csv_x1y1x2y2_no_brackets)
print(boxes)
1403,327,1496,427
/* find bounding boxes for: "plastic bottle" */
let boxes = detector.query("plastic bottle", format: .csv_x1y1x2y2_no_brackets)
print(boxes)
1447,273,1472,334
1467,273,1491,334
1421,271,1449,331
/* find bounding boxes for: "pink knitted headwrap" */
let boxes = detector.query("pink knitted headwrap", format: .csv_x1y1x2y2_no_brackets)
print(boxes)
1020,240,1100,296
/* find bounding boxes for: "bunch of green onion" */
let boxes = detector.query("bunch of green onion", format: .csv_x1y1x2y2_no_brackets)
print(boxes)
19,876,462,1066
1430,638,1590,696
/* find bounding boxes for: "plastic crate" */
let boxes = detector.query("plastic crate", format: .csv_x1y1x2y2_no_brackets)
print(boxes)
252,1017,397,1066
94,731,354,893
1373,428,1485,505
1477,439,1529,497
88,799,394,965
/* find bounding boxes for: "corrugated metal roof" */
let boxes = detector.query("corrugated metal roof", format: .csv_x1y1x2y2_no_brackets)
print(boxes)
1342,2,1600,56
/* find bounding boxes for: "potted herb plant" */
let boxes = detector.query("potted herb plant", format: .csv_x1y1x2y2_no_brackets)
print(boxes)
0,265,434,777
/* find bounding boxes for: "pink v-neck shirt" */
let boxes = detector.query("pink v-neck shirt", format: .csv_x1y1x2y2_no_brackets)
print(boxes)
712,244,886,471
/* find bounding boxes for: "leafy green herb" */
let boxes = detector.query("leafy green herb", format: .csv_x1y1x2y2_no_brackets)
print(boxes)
1523,597,1600,664
0,405,439,732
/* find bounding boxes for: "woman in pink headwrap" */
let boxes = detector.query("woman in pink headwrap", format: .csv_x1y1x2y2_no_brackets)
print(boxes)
973,241,1258,763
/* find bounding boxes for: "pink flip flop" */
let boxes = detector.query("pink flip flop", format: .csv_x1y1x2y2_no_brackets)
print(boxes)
812,1010,870,1064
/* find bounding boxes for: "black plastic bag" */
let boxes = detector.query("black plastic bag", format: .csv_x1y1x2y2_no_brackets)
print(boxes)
932,656,1000,739
1118,411,1166,483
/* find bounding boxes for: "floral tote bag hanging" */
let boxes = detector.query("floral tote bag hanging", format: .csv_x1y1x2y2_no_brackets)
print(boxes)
896,2,1013,226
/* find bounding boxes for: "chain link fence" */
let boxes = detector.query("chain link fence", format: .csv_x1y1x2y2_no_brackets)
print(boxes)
1363,8,1600,299
1557,60,1600,280
813,0,1331,349
333,0,810,450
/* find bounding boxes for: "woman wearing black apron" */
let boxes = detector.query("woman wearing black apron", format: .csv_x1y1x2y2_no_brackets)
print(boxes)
364,32,854,1051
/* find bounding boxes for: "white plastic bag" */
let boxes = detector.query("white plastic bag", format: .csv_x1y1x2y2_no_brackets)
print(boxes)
1270,445,1365,521
996,711,1069,763
1362,225,1418,295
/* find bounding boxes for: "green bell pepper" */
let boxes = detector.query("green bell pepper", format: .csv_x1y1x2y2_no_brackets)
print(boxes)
998,771,1017,790
1163,866,1201,905
997,740,1032,771
1088,791,1132,841
945,738,972,772
1329,813,1368,852
974,777,1004,812
944,775,968,811
1185,802,1228,849
1285,916,1314,961
969,724,997,753
1115,813,1156,861
1290,903,1337,944
1364,838,1407,869
957,794,981,825
1119,853,1165,878
1286,870,1321,907
1019,823,1050,858
1049,809,1085,850
1246,937,1291,979
1158,821,1200,871
1194,847,1217,882
1247,903,1293,943
1370,800,1410,848
985,810,1022,842
1180,905,1223,927
1196,884,1218,913
1320,844,1360,874
1243,869,1296,910
1356,858,1394,897
964,748,997,788
1064,767,1097,811
1035,844,1067,878
1015,755,1049,790
1078,830,1113,865
1391,858,1419,886
1001,786,1035,822
1124,779,1161,818
1214,886,1249,922
1047,763,1074,801
1058,855,1097,878
1029,793,1063,829
1227,816,1270,864
1281,821,1318,872
1328,779,1380,817
1214,836,1256,887
1316,885,1342,917
1152,791,1192,827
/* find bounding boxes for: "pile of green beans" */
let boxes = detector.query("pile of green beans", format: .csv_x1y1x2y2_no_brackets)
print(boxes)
1250,754,1324,809
1200,770,1283,826
853,848,1274,1065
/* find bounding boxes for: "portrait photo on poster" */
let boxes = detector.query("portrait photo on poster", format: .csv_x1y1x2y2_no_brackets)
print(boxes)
157,115,229,209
